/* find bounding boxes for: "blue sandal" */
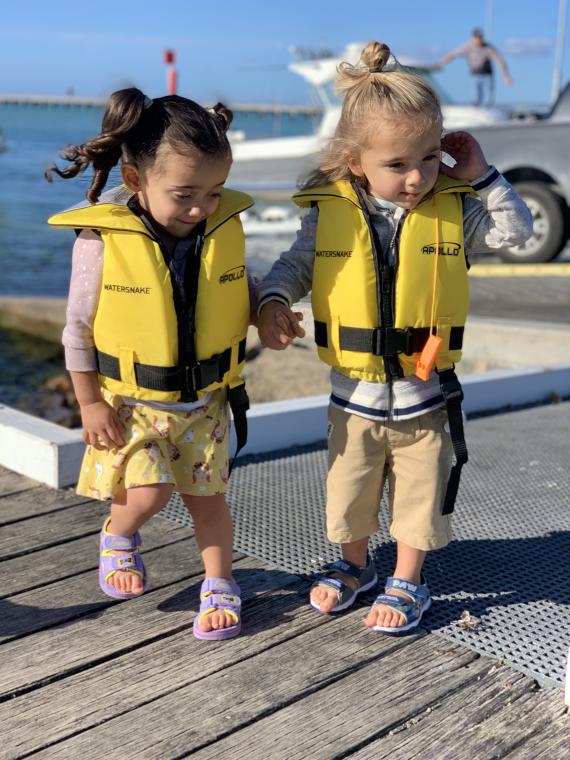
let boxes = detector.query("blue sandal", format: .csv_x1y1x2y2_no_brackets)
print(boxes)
369,576,432,634
310,557,378,613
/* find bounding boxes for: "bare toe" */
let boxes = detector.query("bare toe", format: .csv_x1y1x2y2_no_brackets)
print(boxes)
310,585,338,613
365,599,406,629
310,586,328,607
198,613,214,632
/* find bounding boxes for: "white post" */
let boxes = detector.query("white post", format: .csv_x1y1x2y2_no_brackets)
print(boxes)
566,644,570,706
552,0,568,103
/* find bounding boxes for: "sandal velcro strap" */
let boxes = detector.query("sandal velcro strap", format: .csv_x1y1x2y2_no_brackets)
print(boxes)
102,551,145,583
316,576,346,591
202,592,241,610
385,576,430,603
200,577,240,598
374,593,411,610
372,594,413,626
321,558,367,580
101,534,141,552
115,554,137,569
100,517,142,553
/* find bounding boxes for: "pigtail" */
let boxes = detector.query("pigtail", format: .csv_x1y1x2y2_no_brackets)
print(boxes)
47,90,234,203
45,88,149,203
211,102,234,132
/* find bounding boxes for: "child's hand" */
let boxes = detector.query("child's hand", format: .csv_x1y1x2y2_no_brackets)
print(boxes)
80,400,125,450
440,131,490,183
258,301,305,350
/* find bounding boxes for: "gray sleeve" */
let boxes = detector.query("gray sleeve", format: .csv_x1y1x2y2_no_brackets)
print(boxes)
463,168,534,251
247,272,260,315
256,206,317,309
62,230,103,371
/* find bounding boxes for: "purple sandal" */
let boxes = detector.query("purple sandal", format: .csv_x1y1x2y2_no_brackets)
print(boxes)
193,578,241,640
98,516,148,600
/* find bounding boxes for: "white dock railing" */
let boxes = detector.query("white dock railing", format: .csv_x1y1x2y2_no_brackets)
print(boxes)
1,364,569,489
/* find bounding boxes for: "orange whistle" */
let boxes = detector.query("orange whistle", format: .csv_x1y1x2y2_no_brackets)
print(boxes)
415,334,443,381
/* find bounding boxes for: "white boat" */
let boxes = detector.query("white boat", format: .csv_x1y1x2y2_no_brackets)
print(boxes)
241,206,301,237
230,42,508,197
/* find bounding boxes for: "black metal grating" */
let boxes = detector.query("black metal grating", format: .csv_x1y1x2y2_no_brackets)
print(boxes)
162,402,570,689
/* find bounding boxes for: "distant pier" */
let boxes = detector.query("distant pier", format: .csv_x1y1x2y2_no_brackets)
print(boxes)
0,94,320,114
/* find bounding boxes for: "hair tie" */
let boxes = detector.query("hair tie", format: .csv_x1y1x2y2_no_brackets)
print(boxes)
143,96,153,109
368,66,384,73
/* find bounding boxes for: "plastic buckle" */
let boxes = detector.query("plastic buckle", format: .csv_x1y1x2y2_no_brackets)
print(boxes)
440,374,464,403
191,359,223,391
398,327,413,355
377,328,413,357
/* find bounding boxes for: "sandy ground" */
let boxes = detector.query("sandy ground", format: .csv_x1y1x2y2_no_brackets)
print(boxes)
242,323,331,404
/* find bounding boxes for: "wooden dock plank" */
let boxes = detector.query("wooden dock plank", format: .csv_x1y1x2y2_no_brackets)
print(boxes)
188,649,491,760
0,516,194,598
0,498,183,560
0,486,89,525
0,537,242,642
0,467,38,497
33,635,481,759
0,558,296,698
1,583,326,757
347,668,568,759
0,470,567,760
0,498,109,560
509,704,570,759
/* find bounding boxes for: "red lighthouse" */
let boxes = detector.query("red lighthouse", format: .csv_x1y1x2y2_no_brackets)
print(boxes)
163,49,178,95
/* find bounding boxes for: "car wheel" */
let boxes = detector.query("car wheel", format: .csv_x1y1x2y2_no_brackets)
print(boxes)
499,182,567,263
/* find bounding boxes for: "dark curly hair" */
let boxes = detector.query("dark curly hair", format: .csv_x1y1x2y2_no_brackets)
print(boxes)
45,88,233,203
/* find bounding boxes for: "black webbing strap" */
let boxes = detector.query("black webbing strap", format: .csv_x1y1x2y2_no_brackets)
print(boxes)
313,322,464,356
227,382,250,474
95,339,246,394
438,368,468,515
314,320,329,348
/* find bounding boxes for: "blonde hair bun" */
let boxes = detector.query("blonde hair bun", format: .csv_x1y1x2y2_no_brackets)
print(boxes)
361,41,391,73
336,41,393,93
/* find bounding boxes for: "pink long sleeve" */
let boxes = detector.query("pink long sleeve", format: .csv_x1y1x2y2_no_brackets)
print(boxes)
62,230,103,371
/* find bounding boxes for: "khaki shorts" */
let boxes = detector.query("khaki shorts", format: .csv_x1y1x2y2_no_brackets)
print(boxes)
77,388,230,501
326,404,453,550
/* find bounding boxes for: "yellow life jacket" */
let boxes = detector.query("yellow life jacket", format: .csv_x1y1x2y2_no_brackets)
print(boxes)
49,188,253,402
293,177,475,383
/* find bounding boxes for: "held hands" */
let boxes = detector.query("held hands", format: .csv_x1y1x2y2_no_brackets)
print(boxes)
440,131,490,183
258,301,305,350
80,400,125,450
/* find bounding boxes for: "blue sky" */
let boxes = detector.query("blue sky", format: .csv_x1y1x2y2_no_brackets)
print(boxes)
1,0,567,107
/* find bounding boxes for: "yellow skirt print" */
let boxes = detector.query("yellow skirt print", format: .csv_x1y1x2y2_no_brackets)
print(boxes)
77,389,230,501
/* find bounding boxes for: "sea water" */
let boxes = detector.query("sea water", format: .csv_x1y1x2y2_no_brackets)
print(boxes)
0,102,311,402
0,102,314,296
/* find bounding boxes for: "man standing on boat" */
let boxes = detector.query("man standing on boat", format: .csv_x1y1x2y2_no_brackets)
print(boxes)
436,27,513,106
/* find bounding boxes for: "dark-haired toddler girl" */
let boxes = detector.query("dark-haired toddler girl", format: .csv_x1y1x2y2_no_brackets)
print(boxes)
47,89,253,640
